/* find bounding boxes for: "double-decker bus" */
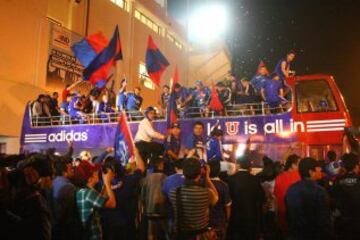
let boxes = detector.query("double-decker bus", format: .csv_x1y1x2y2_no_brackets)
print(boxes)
20,74,356,164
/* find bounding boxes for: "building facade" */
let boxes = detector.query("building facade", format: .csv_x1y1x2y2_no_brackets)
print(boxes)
0,0,230,153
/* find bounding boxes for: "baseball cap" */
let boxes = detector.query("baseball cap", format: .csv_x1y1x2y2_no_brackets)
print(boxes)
74,160,100,181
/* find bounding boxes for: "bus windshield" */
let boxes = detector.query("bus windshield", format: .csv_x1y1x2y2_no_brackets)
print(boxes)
296,79,338,113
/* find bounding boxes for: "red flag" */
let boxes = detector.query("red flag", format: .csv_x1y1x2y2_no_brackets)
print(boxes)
114,111,134,165
166,66,179,131
209,82,224,111
256,60,270,75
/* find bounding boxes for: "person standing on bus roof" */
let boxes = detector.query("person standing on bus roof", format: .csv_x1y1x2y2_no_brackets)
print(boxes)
274,50,296,87
261,73,287,113
184,121,206,160
160,84,170,116
251,65,269,93
116,79,127,112
134,106,165,164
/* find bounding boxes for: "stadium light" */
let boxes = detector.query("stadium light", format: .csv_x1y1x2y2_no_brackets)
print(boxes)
188,3,229,44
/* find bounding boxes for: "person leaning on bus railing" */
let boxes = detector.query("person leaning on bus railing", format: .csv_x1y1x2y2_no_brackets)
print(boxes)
261,73,288,114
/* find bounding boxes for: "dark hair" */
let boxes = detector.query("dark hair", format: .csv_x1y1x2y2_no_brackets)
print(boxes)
102,156,124,178
37,94,45,101
134,87,141,91
259,162,278,182
237,156,251,170
52,92,58,96
183,158,201,179
284,154,300,171
327,151,337,162
298,157,318,178
342,153,359,172
240,77,249,82
163,84,170,89
173,158,184,170
287,50,296,55
54,157,72,176
23,154,53,177
208,161,221,178
174,83,181,89
193,121,204,128
262,156,273,167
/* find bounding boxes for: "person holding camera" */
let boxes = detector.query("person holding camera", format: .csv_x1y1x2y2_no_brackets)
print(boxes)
74,160,116,240
169,158,219,239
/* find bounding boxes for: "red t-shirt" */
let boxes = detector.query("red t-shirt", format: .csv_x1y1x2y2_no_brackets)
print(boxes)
62,88,70,102
274,170,301,231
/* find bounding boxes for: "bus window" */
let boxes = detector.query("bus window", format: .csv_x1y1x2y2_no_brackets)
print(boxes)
296,80,338,113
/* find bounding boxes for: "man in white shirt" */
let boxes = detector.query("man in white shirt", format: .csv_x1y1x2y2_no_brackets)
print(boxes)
135,106,165,165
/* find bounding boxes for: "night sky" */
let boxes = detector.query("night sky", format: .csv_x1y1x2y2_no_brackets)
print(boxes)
168,0,360,125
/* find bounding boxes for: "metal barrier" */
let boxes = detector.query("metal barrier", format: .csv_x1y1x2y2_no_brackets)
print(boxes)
29,101,292,127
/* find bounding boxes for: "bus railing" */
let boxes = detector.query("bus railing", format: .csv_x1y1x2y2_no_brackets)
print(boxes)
29,101,292,127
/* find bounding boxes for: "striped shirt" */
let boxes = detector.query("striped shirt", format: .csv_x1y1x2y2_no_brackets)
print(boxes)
76,188,107,240
169,184,211,232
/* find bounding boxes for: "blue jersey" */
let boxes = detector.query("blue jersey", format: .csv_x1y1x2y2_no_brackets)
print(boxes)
164,134,181,159
98,102,114,114
184,134,205,150
251,74,268,92
174,87,188,102
274,58,290,81
68,97,80,118
263,79,284,107
126,93,143,111
190,87,211,107
60,101,69,114
116,90,127,111
206,137,222,162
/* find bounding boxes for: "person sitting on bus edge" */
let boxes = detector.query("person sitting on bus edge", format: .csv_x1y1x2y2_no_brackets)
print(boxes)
238,78,257,115
251,65,269,94
261,73,287,114
207,127,224,163
125,87,143,120
98,95,114,122
68,92,88,123
164,122,181,175
159,84,170,117
32,94,45,125
134,106,165,165
174,83,191,118
116,78,127,112
229,74,242,105
50,92,60,116
274,50,296,87
184,121,206,160
188,80,211,118
59,94,73,124
215,81,232,115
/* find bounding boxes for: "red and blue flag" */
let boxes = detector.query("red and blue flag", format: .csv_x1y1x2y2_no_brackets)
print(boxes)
145,35,169,87
114,111,134,166
166,66,179,131
72,25,122,87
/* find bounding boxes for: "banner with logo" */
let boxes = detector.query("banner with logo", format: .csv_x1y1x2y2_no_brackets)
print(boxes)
46,21,84,89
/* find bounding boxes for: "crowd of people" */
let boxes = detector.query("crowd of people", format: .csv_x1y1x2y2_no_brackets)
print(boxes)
30,51,296,125
2,103,360,239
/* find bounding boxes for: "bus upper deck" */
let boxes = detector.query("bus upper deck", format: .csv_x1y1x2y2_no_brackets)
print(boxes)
21,74,353,162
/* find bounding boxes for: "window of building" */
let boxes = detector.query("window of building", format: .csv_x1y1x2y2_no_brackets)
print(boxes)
133,9,161,35
296,79,338,113
139,63,155,90
110,0,130,12
167,33,174,43
134,9,141,19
